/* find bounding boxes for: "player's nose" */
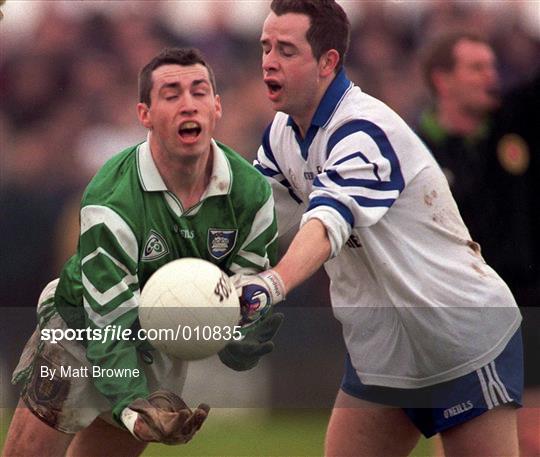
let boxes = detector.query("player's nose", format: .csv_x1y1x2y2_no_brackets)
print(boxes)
179,93,197,115
262,49,279,72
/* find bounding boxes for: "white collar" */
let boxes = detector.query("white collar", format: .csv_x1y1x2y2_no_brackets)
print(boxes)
136,136,232,197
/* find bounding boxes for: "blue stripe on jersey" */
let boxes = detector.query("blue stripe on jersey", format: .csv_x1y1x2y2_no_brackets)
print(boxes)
334,151,381,181
307,196,354,227
324,169,399,192
332,151,382,181
255,163,303,204
286,118,318,161
259,122,303,205
312,68,351,128
326,119,405,194
255,163,278,178
313,176,396,206
349,195,395,208
278,177,303,204
260,122,282,174
288,188,303,204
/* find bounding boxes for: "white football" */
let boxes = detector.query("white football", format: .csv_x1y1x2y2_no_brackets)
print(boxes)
139,258,240,360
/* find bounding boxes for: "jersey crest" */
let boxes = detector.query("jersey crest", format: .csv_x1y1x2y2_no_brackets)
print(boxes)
142,230,169,261
208,229,237,260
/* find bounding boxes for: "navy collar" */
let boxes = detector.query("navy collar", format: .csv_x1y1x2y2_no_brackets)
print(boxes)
286,68,351,160
287,67,352,130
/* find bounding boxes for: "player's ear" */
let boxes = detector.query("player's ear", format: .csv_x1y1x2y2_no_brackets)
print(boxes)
319,49,340,78
137,102,152,129
214,94,222,121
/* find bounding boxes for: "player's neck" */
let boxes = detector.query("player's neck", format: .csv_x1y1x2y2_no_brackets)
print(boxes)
153,145,213,210
436,101,486,137
292,108,317,139
291,77,334,138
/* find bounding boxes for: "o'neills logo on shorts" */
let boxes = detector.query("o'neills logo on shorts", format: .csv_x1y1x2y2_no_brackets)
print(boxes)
443,400,473,418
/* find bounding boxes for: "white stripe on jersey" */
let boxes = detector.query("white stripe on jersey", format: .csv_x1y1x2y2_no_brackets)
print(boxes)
81,205,138,263
314,174,401,202
228,262,258,275
237,249,270,269
255,154,281,178
239,194,275,250
81,250,138,306
81,247,136,281
229,231,278,273
83,291,140,328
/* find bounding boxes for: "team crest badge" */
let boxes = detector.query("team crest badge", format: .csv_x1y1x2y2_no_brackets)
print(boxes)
142,230,169,261
208,229,237,260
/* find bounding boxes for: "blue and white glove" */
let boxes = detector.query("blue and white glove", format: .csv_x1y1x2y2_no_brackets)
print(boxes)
231,270,286,327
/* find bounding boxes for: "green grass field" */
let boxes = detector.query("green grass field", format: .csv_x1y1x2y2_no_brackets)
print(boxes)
2,408,435,456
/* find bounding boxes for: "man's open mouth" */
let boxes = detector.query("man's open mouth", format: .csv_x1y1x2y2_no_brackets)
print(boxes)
178,121,201,140
266,81,283,95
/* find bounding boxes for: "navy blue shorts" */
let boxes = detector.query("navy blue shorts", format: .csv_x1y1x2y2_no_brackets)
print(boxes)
341,329,523,438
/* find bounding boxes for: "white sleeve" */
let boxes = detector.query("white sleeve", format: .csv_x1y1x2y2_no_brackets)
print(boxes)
305,119,405,256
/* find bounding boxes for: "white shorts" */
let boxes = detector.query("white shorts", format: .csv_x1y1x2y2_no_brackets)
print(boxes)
12,279,188,433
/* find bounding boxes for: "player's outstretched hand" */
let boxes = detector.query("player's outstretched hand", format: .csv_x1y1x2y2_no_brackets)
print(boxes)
122,390,210,445
232,270,286,326
219,312,284,371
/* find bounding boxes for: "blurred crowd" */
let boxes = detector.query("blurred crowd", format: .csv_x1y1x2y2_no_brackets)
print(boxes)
1,0,539,407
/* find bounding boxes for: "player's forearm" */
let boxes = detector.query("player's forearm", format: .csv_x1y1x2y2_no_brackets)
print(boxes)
85,319,150,424
273,218,331,294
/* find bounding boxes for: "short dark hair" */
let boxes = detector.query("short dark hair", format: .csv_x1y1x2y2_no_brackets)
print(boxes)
138,47,217,106
421,32,490,95
270,0,350,71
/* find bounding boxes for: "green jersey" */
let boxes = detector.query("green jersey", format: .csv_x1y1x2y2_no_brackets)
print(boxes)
54,139,277,422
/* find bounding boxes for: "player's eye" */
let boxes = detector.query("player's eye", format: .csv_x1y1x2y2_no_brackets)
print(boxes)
279,47,295,57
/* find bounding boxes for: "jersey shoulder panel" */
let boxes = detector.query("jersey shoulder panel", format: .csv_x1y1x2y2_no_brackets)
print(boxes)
328,88,404,132
218,141,272,205
327,87,435,179
80,144,144,235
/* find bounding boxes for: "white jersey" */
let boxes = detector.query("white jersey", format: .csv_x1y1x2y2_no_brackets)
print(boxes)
255,69,521,389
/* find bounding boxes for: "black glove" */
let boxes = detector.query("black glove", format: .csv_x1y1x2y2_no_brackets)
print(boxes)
218,312,284,371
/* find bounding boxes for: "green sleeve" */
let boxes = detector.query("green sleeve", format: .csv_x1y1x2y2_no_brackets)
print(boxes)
230,182,278,273
79,204,149,424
